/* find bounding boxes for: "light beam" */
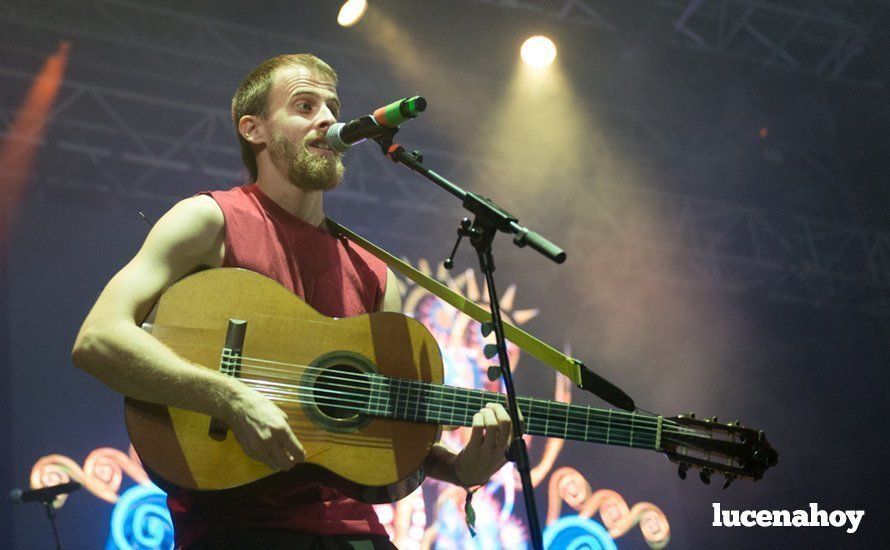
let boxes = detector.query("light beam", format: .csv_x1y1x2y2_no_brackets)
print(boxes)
0,41,70,252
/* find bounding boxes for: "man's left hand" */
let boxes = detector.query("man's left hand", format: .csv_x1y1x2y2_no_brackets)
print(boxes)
453,402,513,487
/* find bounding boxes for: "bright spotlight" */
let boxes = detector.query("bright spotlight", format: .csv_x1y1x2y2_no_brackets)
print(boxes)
520,35,557,67
338,0,368,27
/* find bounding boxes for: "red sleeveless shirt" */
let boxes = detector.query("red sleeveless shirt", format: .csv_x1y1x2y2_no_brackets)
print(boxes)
167,183,389,548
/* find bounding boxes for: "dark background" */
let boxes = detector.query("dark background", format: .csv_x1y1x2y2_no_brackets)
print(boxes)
2,1,889,548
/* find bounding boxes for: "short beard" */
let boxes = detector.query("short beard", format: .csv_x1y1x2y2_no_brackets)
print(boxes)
269,130,345,192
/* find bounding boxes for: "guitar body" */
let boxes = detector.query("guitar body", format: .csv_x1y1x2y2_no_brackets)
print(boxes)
125,268,443,503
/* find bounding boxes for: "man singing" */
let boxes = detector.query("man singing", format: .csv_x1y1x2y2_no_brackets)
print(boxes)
72,54,513,549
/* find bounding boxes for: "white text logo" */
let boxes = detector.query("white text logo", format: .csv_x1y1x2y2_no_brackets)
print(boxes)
712,503,864,534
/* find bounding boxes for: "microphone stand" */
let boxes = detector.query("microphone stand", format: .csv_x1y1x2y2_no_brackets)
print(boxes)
372,128,565,550
43,500,63,550
10,482,80,550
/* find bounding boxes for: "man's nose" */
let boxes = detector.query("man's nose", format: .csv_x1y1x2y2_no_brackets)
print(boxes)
317,106,336,130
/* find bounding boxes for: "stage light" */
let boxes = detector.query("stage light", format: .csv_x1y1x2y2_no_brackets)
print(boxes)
520,35,557,67
338,0,368,27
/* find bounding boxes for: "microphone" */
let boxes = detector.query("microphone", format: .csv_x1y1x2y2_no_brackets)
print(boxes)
9,481,81,505
326,96,426,152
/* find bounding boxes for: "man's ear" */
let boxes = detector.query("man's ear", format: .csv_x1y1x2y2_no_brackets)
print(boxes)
238,115,266,146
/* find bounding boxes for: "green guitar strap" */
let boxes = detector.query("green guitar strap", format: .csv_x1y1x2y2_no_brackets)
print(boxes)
326,218,584,387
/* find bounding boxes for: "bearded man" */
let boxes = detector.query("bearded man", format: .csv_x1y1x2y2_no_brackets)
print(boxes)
71,54,513,549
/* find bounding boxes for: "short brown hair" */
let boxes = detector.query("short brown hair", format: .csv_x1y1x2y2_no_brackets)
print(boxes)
231,54,338,181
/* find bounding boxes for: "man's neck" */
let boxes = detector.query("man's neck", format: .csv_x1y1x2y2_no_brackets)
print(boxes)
255,178,325,227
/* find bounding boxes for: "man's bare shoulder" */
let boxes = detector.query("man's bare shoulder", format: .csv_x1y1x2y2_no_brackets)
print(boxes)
175,194,225,227
139,194,225,268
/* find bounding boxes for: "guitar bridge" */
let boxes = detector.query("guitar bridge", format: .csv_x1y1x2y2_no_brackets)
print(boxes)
209,319,247,441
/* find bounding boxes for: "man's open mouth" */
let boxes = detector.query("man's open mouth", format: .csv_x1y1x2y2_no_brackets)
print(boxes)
307,139,333,154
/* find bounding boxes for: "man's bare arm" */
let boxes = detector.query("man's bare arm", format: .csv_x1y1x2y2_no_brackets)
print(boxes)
71,195,303,470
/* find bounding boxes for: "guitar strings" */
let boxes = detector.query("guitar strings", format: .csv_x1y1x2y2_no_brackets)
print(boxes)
233,366,700,440
250,394,746,476
238,370,696,440
234,359,698,437
232,356,692,435
250,384,710,452
241,378,671,448
235,362,682,435
233,353,668,430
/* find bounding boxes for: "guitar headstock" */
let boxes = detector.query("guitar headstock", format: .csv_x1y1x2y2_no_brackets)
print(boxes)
661,413,778,489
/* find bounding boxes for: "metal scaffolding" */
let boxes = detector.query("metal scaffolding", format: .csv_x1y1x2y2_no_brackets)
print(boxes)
1,0,888,315
466,0,889,87
663,0,888,86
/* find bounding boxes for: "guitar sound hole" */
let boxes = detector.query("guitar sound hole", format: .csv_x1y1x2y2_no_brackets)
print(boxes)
314,365,370,420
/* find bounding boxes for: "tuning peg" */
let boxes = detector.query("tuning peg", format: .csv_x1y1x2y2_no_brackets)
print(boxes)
677,463,688,480
483,344,499,359
732,420,742,427
688,412,696,419
700,468,712,485
480,322,493,336
707,416,718,423
487,365,502,382
723,475,736,490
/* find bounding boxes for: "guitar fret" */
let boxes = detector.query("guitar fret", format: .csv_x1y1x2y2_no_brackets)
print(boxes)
434,384,443,423
544,400,551,435
431,384,440,423
417,381,425,422
369,375,377,416
627,414,637,447
405,378,413,420
584,407,590,442
562,402,569,439
403,379,410,420
379,377,392,416
377,376,387,417
400,378,408,420
387,377,395,417
406,380,418,421
406,380,414,421
465,388,471,425
524,398,532,430
450,387,456,423
410,380,417,421
655,416,663,451
606,409,612,445
414,382,429,422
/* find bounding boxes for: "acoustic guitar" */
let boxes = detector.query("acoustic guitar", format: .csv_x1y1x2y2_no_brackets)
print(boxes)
126,268,778,502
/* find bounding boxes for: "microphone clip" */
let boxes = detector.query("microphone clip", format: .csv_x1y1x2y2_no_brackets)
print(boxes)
444,217,475,270
371,126,404,160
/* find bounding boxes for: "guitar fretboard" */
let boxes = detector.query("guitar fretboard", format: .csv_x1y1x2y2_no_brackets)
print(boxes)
364,375,662,451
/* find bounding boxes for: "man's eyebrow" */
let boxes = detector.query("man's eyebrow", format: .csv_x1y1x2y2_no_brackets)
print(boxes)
289,89,340,108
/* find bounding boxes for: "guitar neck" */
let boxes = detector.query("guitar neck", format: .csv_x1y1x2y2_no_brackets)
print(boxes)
366,375,663,452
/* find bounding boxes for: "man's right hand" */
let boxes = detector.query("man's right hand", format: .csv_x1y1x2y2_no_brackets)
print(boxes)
224,386,306,471
71,194,307,473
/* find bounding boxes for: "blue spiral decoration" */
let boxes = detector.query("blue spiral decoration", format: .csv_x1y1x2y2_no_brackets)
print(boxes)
105,484,173,550
543,515,618,550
